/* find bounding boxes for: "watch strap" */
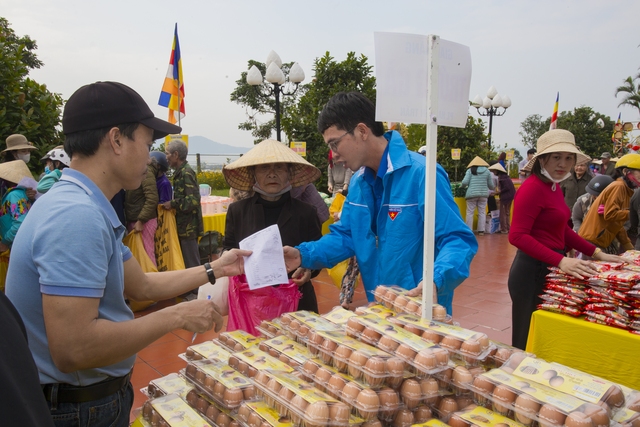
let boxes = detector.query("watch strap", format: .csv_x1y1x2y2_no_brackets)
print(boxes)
204,262,216,285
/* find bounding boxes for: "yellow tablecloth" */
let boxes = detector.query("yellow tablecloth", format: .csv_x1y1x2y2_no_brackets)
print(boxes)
526,310,640,389
202,213,226,234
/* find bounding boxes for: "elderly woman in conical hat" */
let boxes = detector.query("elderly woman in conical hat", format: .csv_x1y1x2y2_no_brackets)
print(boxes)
460,156,494,236
222,139,323,331
507,129,626,350
0,160,35,252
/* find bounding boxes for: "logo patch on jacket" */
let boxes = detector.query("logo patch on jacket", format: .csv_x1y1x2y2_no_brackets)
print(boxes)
388,208,401,221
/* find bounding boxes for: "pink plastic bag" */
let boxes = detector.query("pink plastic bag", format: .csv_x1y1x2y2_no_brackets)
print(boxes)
227,274,302,335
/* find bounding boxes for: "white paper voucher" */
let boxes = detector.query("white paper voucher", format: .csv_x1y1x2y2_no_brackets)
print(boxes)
239,224,289,290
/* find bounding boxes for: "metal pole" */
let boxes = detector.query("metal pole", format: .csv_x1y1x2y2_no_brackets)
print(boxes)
274,83,281,142
487,107,494,151
196,153,201,173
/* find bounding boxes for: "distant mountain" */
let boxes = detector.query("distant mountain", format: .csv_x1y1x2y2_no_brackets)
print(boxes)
186,136,251,155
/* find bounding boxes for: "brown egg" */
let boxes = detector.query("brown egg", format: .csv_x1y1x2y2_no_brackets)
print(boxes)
334,345,353,371
439,397,460,421
493,348,512,364
420,377,440,404
258,342,268,352
321,339,337,364
404,324,423,335
461,339,481,356
234,343,244,352
384,292,398,308
538,403,567,427
315,367,333,386
341,381,362,404
456,396,475,410
307,331,324,355
305,401,330,425
327,375,347,397
216,413,232,427
213,381,227,400
414,348,437,371
396,344,417,361
406,300,421,314
414,405,433,423
298,325,310,338
385,357,405,389
379,335,400,352
247,413,262,427
195,369,206,384
348,351,368,379
237,404,250,422
204,376,217,392
565,411,595,427
433,305,447,321
393,295,410,312
266,377,281,396
583,405,611,427
279,313,292,325
449,414,472,427
432,347,449,365
329,402,350,424
437,367,453,389
421,329,442,343
400,378,422,410
356,389,380,420
604,385,625,408
514,393,541,425
206,405,221,422
278,354,290,365
288,319,300,331
290,394,309,418
302,359,319,380
186,389,198,406
150,411,161,426
440,335,462,351
267,348,279,358
237,360,249,375
347,317,365,336
503,351,527,370
278,386,295,404
228,356,239,369
364,357,386,387
378,388,401,421
393,408,415,427
196,396,209,413
452,366,474,394
254,371,270,386
374,286,388,302
492,384,517,415
362,328,382,345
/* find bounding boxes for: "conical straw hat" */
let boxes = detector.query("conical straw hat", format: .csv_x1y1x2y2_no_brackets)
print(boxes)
525,129,590,170
488,163,507,174
223,139,321,191
467,156,489,168
0,160,34,185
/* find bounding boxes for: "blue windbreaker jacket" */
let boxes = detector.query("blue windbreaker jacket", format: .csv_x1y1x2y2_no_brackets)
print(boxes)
297,131,477,314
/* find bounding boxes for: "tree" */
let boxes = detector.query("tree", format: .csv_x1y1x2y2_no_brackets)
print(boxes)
615,70,640,117
230,61,303,143
283,52,376,190
0,17,64,171
519,114,548,149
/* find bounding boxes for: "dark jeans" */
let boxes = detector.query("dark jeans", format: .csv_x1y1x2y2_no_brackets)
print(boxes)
508,250,551,350
179,238,201,268
298,281,319,313
49,381,133,427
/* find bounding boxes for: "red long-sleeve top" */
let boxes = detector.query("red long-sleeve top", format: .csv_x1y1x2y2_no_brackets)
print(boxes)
509,174,596,266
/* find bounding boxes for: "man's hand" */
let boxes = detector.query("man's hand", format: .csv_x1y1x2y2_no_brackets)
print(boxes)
175,299,225,333
26,187,36,201
133,220,144,232
406,280,438,304
283,246,302,272
291,268,311,285
328,184,333,193
162,201,173,210
214,249,252,278
332,212,341,221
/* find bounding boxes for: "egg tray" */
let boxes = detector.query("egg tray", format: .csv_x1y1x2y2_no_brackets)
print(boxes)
217,330,264,353
500,352,628,410
373,285,451,322
433,365,488,398
321,306,357,326
183,359,257,410
256,319,285,339
184,388,240,427
250,370,361,427
299,357,407,422
181,340,233,364
485,342,532,370
143,372,194,399
305,329,405,389
228,348,295,379
344,313,452,378
257,336,315,370
468,368,619,427
446,402,528,427
236,401,294,427
613,390,640,425
389,313,495,367
279,310,344,345
141,393,214,427
353,303,397,320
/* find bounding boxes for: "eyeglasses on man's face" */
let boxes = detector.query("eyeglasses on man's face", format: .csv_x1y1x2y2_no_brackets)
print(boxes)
327,128,354,152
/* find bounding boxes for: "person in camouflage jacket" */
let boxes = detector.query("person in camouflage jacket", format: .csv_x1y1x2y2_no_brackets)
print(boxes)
163,139,204,271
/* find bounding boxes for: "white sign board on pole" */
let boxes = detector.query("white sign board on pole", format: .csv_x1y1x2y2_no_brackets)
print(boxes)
374,33,472,320
374,32,472,128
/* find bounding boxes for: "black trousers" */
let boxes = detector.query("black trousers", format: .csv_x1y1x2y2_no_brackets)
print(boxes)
297,281,319,313
507,250,552,350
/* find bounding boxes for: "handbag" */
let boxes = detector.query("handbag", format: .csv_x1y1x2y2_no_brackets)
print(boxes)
155,207,186,272
123,231,157,312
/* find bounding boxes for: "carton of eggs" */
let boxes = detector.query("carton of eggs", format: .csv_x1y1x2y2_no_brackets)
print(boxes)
184,389,237,426
228,348,294,378
257,336,314,370
236,400,298,427
183,359,256,409
373,285,452,323
145,372,194,399
142,393,216,427
281,311,343,345
217,329,264,352
447,404,523,427
183,340,232,363
256,319,284,339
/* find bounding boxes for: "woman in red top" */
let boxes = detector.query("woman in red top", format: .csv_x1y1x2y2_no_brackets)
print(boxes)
508,129,624,349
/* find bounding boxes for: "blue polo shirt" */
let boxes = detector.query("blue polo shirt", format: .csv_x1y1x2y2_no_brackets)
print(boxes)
6,169,134,385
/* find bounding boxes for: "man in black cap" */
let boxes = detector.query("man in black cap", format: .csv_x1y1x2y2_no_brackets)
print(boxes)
5,82,250,426
599,152,616,178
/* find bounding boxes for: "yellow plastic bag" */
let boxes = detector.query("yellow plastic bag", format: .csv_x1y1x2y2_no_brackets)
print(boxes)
327,259,349,289
154,207,185,272
0,250,9,293
329,193,346,217
123,231,157,312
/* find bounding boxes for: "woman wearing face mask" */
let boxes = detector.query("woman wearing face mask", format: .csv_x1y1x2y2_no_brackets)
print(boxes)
578,153,640,255
507,129,625,350
1,134,37,200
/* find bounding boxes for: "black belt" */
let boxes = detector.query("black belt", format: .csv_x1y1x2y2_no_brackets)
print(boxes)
42,372,131,403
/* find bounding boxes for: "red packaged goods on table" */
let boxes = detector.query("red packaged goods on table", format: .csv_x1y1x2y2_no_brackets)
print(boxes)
585,315,629,330
545,284,588,298
540,294,582,307
537,303,582,316
590,270,640,287
541,290,584,305
620,249,640,265
583,303,617,312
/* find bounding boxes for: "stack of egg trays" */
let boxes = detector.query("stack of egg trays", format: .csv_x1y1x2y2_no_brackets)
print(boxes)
373,285,452,324
485,341,533,370
140,393,215,427
299,356,406,423
256,335,315,370
183,388,240,427
468,367,618,427
236,400,294,427
228,347,295,379
321,306,358,327
143,372,194,400
279,310,343,345
390,313,495,368
305,328,405,389
183,359,257,411
344,313,451,379
250,369,361,427
446,403,527,427
180,340,232,364
216,330,264,353
256,319,285,339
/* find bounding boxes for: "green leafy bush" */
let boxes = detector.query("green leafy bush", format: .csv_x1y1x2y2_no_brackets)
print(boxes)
197,171,229,190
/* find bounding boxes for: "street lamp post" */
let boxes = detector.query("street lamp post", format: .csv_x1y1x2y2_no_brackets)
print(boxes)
471,86,512,151
246,50,305,142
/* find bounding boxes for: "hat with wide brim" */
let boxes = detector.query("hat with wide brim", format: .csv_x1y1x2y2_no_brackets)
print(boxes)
467,156,489,168
222,139,321,191
0,160,34,185
3,134,37,153
488,163,507,174
525,129,590,171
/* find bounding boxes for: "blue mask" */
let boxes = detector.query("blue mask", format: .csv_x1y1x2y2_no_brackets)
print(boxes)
44,166,50,174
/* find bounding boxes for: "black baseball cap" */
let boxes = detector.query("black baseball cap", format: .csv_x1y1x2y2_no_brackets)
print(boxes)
62,81,181,140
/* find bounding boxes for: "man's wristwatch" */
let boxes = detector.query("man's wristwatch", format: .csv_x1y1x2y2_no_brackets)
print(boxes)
204,262,216,285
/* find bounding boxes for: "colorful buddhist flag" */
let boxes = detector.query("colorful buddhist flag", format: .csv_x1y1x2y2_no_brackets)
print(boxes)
549,92,559,130
158,24,185,125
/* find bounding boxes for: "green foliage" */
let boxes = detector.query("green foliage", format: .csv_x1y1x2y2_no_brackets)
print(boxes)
0,17,64,173
519,108,615,158
283,52,376,191
615,70,640,115
197,171,229,191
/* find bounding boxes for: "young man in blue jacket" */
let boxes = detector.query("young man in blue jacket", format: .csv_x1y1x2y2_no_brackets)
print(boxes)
283,92,477,314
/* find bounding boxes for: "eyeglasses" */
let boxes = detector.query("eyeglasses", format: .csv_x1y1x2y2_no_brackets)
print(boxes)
327,128,354,152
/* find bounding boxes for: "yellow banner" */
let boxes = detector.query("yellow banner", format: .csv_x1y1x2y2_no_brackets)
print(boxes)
290,141,306,157
451,148,461,160
165,134,189,147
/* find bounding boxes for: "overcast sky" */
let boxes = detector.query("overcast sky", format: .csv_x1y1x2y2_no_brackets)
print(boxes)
3,0,640,155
